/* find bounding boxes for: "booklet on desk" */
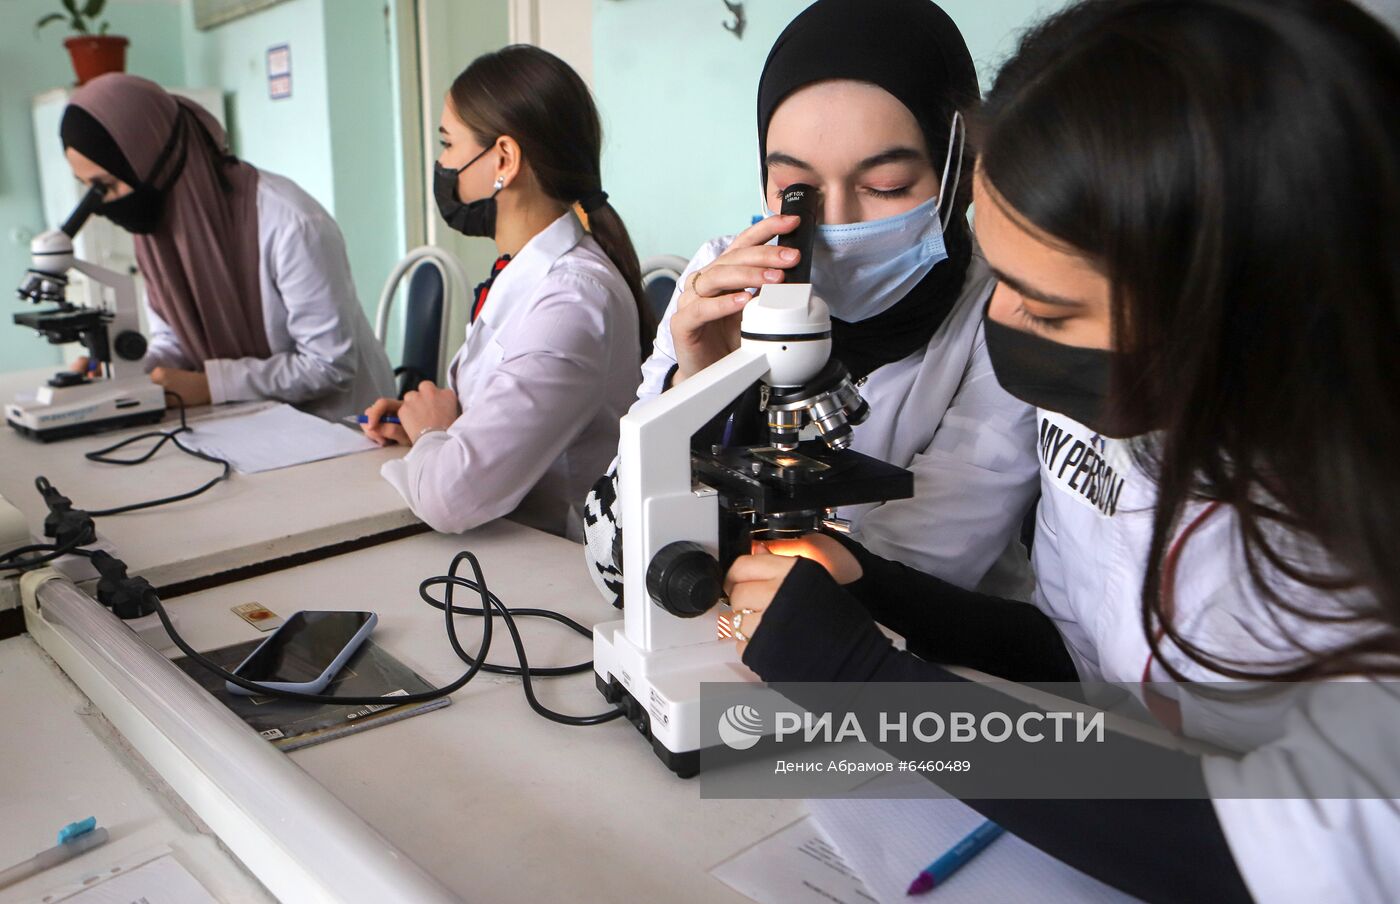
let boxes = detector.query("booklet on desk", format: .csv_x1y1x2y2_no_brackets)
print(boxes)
174,638,450,751
178,402,377,474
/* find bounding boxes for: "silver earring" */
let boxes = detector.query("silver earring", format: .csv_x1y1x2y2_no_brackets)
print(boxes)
493,176,505,191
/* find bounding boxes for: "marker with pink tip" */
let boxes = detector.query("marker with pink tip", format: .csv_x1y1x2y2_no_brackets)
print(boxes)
906,820,1005,896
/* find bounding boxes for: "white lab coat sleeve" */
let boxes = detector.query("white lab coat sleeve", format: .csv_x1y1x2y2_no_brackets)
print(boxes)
203,214,359,405
854,323,1041,590
140,302,197,371
635,238,731,407
1203,681,1400,904
389,272,614,535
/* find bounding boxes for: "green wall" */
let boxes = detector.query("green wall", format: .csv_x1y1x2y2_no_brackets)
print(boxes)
0,0,403,375
0,0,186,372
179,0,403,326
591,0,1073,262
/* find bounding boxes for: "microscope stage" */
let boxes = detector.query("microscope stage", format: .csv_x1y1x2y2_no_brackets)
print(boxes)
692,440,914,514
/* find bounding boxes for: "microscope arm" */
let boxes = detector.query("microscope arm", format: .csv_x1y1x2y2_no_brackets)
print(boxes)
66,259,145,379
620,345,771,653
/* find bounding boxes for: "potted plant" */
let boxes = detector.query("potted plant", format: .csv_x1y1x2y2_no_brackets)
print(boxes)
36,0,129,86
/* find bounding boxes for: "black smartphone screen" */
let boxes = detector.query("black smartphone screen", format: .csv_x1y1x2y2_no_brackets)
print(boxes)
234,611,373,684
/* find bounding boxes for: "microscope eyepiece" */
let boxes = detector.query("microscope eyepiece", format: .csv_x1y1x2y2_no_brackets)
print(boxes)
61,183,106,239
777,183,818,284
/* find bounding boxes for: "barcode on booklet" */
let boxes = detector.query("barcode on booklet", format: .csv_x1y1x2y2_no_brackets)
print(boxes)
346,688,408,720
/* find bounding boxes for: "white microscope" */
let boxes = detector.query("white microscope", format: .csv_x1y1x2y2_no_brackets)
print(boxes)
8,184,165,442
592,185,912,776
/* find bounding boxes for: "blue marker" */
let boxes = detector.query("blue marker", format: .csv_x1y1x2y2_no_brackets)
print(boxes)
906,820,1004,896
350,414,400,425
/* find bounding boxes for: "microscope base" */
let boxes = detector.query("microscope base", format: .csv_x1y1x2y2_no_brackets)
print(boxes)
593,617,759,778
6,377,166,442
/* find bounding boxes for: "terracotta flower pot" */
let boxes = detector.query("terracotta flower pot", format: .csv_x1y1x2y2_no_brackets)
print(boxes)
64,35,129,86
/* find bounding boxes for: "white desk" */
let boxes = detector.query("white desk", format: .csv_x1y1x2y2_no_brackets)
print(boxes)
0,635,273,903
156,522,800,904
0,367,421,618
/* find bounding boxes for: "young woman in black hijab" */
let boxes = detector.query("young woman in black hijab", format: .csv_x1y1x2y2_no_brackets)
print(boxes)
584,0,1040,606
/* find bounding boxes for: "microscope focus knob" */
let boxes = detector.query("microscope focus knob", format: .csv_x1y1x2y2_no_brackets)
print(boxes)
113,330,148,361
647,541,723,618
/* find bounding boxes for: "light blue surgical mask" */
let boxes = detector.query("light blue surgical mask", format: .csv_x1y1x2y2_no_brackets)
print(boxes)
779,111,966,323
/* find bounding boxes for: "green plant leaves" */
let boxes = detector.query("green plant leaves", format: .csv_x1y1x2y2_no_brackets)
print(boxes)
34,11,67,32
40,0,110,37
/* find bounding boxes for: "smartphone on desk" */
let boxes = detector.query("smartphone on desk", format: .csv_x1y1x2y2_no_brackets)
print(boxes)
227,610,377,696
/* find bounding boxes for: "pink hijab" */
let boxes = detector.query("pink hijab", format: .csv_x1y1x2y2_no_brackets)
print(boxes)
67,74,270,363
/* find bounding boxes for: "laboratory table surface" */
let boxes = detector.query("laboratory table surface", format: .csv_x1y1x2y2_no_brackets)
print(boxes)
0,367,421,620
157,520,802,904
0,634,274,903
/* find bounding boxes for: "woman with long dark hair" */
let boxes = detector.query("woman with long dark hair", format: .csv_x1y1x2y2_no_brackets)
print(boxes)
724,0,1400,900
363,45,652,539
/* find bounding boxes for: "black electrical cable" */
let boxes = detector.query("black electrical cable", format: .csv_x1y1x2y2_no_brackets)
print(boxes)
0,477,93,572
130,547,623,724
0,535,88,571
3,393,231,570
81,390,231,516
418,551,623,725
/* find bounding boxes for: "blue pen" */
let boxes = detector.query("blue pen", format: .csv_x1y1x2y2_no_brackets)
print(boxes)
350,414,400,425
0,818,110,891
906,820,1004,896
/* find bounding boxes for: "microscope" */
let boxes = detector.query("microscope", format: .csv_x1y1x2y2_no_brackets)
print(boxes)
8,184,165,442
592,185,913,776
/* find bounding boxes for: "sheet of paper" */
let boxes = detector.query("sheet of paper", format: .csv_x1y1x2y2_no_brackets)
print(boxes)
808,786,1143,904
45,851,217,904
710,816,879,904
180,402,377,474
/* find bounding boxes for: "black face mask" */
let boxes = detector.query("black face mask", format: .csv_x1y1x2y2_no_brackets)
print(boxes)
98,184,165,234
433,144,499,237
90,110,191,236
982,309,1139,438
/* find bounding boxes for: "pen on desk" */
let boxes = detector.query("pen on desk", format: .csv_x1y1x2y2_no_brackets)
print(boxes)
0,818,110,891
906,819,1004,896
348,414,401,425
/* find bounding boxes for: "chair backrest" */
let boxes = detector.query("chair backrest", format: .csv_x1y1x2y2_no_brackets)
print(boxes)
640,254,690,324
395,261,445,397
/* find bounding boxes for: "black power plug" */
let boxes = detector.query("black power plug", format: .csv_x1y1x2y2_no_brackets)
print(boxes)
87,550,157,620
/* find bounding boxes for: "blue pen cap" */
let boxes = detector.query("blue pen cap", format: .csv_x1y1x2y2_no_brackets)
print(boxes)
57,817,96,844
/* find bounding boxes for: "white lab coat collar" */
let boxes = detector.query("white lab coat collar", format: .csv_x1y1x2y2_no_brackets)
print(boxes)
475,211,585,332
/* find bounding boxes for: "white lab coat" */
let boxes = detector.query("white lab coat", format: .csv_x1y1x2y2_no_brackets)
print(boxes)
142,170,395,420
633,234,1041,594
381,212,641,539
1029,408,1399,903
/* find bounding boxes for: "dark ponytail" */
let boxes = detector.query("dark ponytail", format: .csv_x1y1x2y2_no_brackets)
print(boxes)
449,45,657,357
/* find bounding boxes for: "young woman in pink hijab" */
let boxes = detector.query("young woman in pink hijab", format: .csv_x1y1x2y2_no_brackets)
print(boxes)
59,74,393,419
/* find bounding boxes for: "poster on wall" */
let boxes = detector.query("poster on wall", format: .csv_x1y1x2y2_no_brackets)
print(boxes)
193,0,291,30
267,44,291,99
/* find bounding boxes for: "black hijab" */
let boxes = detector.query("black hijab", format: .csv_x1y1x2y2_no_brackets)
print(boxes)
757,0,980,380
